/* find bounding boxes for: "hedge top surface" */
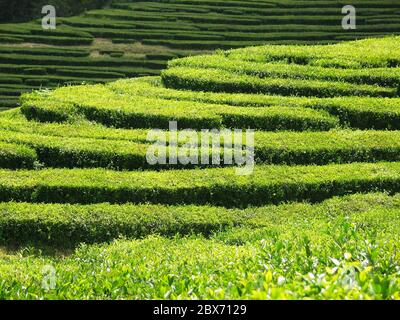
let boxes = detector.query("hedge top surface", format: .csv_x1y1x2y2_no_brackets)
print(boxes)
20,81,340,131
1,161,400,190
225,36,400,68
1,192,400,248
162,36,400,97
110,77,400,115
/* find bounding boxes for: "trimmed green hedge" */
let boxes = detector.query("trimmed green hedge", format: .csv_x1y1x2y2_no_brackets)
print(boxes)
21,88,339,131
226,36,400,68
0,54,166,69
110,77,400,130
161,67,397,98
169,54,400,87
0,192,399,247
0,129,150,170
0,47,90,58
0,162,400,206
3,113,400,168
254,130,400,165
0,187,400,299
0,141,37,169
0,109,151,143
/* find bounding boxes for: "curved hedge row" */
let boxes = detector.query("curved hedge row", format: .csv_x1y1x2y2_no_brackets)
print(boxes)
0,162,400,207
169,54,400,87
161,67,397,97
2,110,400,169
0,141,37,169
21,87,339,131
109,77,400,130
0,192,398,247
226,36,400,68
162,38,400,99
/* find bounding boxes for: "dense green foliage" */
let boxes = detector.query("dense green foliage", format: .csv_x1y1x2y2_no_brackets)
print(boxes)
111,77,400,130
2,193,400,299
169,54,400,86
162,66,397,97
1,37,400,300
0,141,37,169
1,162,400,207
21,86,339,131
0,192,399,248
1,0,400,108
1,109,400,169
163,37,400,98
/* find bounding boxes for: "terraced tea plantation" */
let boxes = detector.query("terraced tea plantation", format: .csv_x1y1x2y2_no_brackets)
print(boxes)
1,0,400,109
1,36,400,299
